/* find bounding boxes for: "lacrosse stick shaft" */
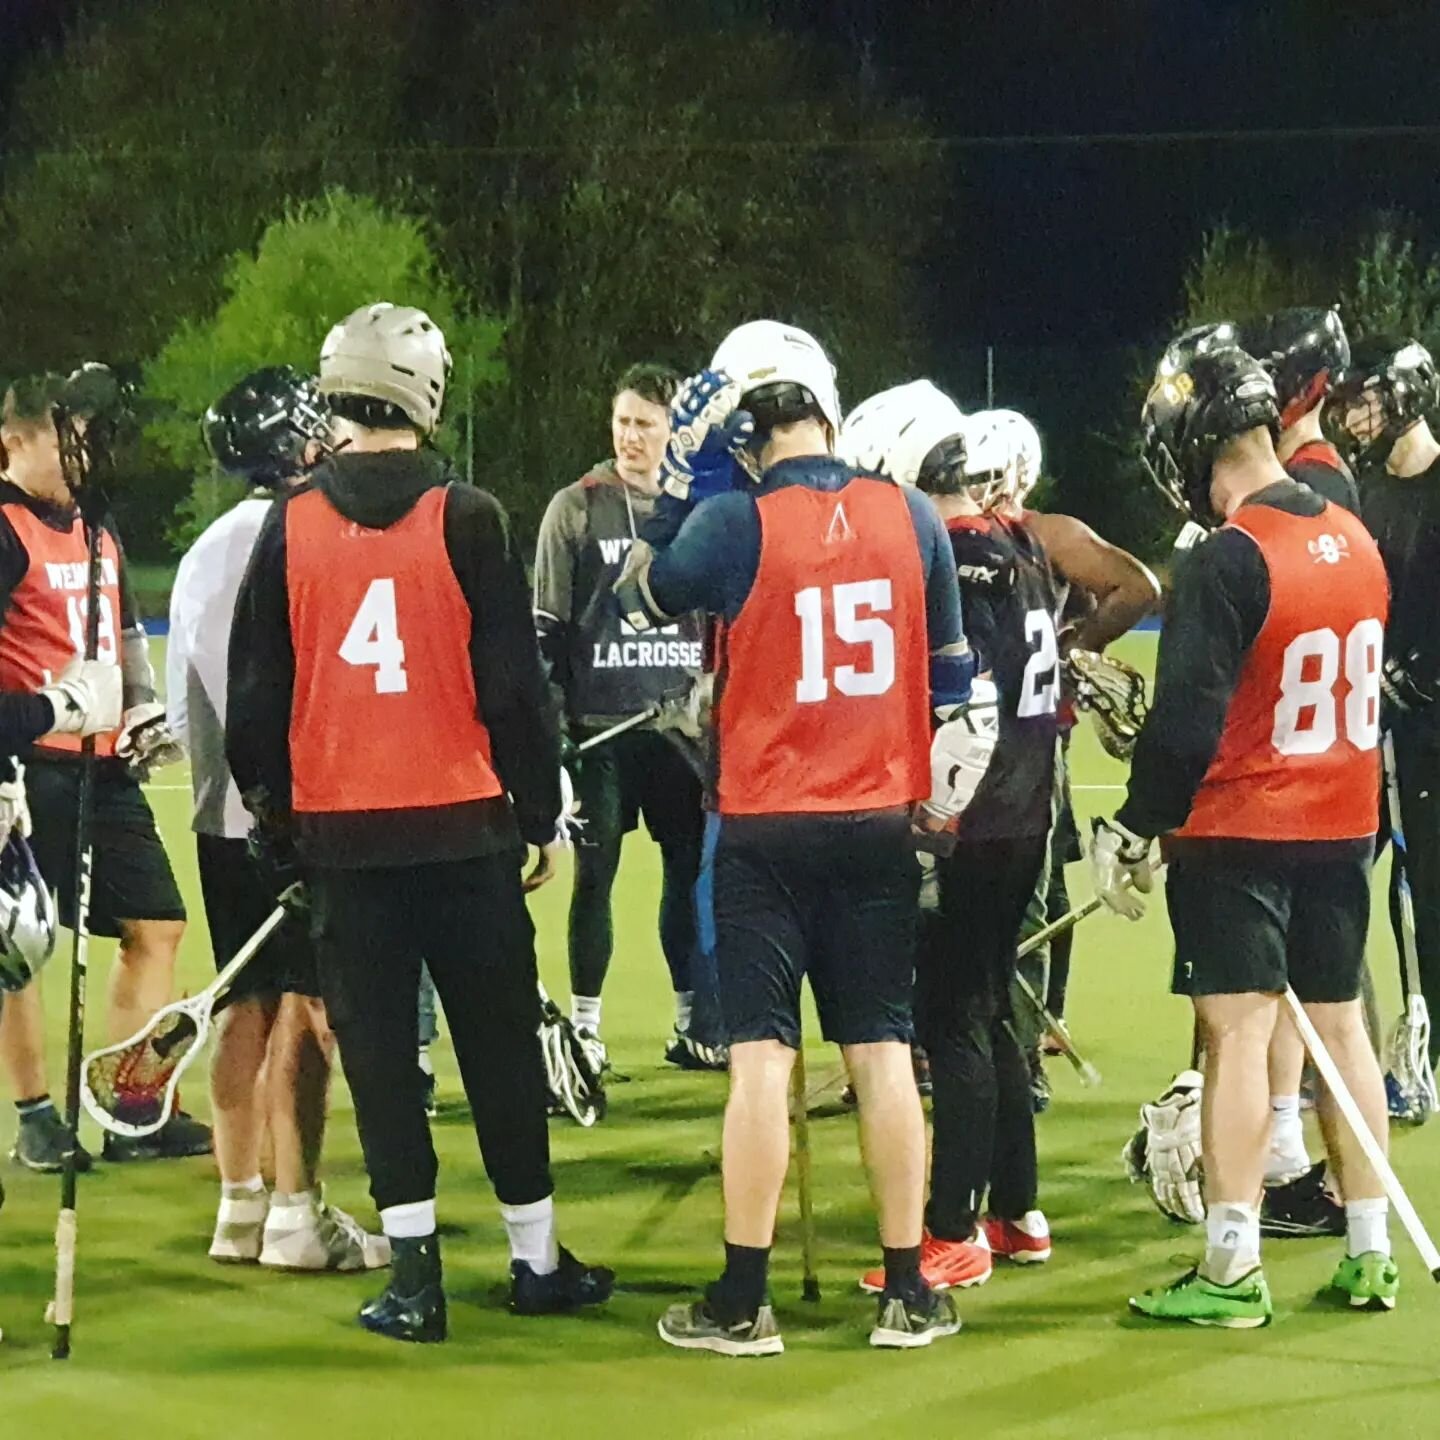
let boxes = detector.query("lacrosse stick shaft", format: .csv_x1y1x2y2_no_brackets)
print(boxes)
53,504,104,1361
803,1062,849,1110
1283,987,1440,1278
1016,895,1104,962
577,705,661,753
1383,734,1426,1002
790,1047,820,1301
1013,970,1101,1086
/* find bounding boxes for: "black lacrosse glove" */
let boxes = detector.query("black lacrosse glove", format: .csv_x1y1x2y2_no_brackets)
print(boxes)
244,798,307,910
1381,652,1436,718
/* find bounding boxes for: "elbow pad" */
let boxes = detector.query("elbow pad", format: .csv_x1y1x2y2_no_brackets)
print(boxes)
930,641,977,713
612,540,676,634
121,624,157,708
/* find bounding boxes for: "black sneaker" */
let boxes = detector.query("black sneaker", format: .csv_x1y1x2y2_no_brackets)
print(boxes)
11,1108,93,1174
510,1246,615,1315
359,1234,447,1343
1260,1161,1345,1238
102,1110,212,1163
664,1032,729,1071
420,1066,437,1119
657,1298,784,1357
870,1283,962,1349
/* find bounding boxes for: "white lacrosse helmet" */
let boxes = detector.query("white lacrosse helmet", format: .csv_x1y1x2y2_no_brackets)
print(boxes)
838,380,967,488
319,302,452,435
961,408,1044,509
0,834,57,993
710,320,842,432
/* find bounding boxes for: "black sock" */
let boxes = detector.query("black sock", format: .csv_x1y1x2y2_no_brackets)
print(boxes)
16,1095,53,1119
710,1242,770,1321
883,1244,922,1293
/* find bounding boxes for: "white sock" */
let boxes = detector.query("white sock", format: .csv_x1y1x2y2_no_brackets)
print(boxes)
571,995,602,1034
1346,1198,1390,1259
380,1198,437,1240
675,991,694,1034
417,1047,435,1078
1266,1095,1308,1181
218,1175,267,1222
501,1195,559,1275
1203,1202,1261,1286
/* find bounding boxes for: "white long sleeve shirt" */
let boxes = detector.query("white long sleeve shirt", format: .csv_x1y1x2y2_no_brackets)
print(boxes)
167,497,274,839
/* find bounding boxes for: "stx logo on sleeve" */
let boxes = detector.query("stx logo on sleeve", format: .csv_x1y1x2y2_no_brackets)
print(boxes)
1307,534,1350,566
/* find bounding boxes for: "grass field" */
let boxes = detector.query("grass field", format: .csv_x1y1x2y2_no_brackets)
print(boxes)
3,633,1438,1439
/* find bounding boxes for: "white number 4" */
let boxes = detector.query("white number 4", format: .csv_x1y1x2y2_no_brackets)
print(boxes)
339,578,408,694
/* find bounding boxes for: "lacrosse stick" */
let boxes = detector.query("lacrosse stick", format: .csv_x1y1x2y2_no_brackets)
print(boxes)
1382,733,1437,1122
537,982,605,1126
789,1046,821,1302
1283,987,1440,1279
80,888,298,1139
576,705,662,754
1066,649,1149,762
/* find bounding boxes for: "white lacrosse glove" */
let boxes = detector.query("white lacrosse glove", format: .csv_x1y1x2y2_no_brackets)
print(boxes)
115,701,186,776
39,657,122,738
654,674,713,740
0,763,30,839
921,677,999,826
661,369,755,504
1122,1069,1205,1225
1090,815,1154,920
553,766,584,846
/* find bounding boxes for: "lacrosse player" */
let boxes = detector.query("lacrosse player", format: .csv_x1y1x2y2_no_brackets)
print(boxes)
618,322,979,1354
166,367,387,1272
839,388,1155,1290
1098,334,1394,1326
533,362,714,1072
0,374,207,1168
228,303,611,1343
1328,337,1440,1113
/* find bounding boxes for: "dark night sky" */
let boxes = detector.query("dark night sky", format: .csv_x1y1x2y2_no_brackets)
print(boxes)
3,0,1439,349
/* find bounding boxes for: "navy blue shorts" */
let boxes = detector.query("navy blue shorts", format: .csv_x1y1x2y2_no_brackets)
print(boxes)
705,809,919,1049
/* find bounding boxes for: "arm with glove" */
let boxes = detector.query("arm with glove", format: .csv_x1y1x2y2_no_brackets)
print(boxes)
114,547,185,776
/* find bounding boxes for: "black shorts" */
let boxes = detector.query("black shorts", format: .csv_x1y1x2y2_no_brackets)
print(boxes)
574,727,703,850
27,758,186,938
196,834,318,999
706,810,918,1049
1166,847,1371,1003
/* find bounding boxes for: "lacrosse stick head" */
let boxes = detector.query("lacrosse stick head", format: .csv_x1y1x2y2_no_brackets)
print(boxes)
81,1000,208,1137
538,1006,605,1127
1066,650,1149,761
1387,996,1437,1125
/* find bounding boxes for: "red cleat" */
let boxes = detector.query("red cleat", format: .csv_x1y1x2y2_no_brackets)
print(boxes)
983,1212,1052,1265
858,1230,993,1294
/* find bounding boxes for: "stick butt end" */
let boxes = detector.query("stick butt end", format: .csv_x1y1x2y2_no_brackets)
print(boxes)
802,1277,821,1303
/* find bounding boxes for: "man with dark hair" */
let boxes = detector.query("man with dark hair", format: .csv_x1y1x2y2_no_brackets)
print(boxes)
533,361,713,1071
0,372,207,1169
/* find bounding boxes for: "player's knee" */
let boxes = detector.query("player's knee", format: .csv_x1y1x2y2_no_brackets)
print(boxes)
842,1039,914,1102
727,1038,794,1096
117,916,185,962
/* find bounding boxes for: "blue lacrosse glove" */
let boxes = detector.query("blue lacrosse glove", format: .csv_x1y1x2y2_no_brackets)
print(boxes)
660,369,754,506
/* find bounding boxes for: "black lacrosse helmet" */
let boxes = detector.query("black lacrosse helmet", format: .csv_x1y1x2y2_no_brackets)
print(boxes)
203,366,334,488
1322,336,1440,469
1141,330,1280,523
1241,307,1349,431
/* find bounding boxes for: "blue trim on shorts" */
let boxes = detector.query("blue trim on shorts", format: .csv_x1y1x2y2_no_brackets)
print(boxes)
696,811,720,958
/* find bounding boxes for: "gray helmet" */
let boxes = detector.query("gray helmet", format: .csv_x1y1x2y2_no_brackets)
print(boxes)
318,303,452,435
0,834,57,994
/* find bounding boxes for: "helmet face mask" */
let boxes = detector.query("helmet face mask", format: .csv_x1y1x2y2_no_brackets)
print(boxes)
961,409,1042,513
1324,338,1438,468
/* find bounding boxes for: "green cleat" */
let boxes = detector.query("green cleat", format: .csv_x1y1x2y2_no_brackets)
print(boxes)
1330,1252,1399,1312
1129,1266,1273,1329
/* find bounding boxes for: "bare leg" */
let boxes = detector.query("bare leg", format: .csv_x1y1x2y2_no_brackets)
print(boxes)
210,996,276,1184
1265,1010,1310,1182
0,981,49,1100
109,917,186,1043
1305,999,1388,1204
268,995,333,1196
1197,992,1278,1203
845,1040,925,1249
721,1039,796,1247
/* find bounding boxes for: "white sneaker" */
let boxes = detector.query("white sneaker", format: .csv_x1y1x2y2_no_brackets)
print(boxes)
209,1187,269,1263
259,1190,391,1272
574,1026,609,1076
